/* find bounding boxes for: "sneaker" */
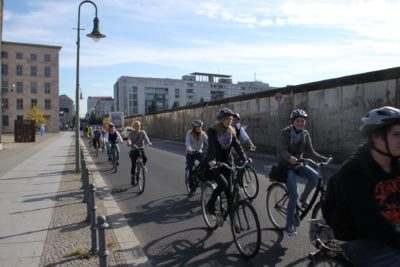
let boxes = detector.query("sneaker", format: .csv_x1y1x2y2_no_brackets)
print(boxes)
206,202,216,215
299,198,309,209
285,226,298,237
130,176,137,186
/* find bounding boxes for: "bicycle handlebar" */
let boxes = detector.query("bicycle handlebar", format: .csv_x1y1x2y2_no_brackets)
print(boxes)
210,159,252,171
298,157,333,168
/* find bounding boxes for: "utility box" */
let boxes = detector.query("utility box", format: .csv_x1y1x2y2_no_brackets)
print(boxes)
14,120,36,142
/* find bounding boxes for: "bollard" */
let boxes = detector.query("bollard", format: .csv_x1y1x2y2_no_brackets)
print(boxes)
89,184,98,254
84,170,91,222
82,167,90,204
97,215,109,267
80,158,86,189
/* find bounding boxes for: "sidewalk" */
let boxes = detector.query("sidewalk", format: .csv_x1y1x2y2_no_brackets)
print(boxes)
0,131,151,267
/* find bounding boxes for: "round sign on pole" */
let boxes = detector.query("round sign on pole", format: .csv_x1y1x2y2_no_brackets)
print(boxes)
275,92,283,102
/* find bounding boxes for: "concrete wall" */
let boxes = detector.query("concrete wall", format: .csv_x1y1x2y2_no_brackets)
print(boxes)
130,67,400,158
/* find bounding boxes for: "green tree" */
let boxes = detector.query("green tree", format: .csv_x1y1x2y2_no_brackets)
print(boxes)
26,106,47,129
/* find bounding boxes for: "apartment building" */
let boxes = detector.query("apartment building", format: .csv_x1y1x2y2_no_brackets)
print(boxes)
1,41,62,133
94,97,113,118
87,96,113,117
114,72,272,116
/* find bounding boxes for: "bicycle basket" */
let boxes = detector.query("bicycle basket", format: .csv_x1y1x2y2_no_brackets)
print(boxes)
309,218,339,250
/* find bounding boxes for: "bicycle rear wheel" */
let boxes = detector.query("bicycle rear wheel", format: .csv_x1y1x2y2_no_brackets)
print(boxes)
201,181,218,230
184,167,191,194
112,149,117,173
310,202,344,253
231,201,261,259
242,165,259,200
137,162,145,194
266,182,289,230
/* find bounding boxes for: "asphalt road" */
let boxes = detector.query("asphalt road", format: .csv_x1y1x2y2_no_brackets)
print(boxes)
88,138,340,267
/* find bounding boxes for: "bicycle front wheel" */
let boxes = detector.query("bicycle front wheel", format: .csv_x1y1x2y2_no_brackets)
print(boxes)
266,182,289,230
201,181,218,230
231,201,261,259
242,165,259,200
311,202,344,253
137,162,146,194
112,149,117,173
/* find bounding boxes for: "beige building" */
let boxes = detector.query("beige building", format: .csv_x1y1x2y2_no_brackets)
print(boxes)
1,41,62,133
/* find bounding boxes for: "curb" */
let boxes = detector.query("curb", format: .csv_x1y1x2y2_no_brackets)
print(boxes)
81,142,152,267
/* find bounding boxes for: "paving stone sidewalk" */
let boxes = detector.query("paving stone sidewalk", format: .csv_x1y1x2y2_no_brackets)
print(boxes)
38,137,129,266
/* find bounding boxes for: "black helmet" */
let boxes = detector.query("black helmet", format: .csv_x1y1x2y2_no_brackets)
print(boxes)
290,109,308,120
233,113,240,120
108,123,114,128
192,119,203,127
360,106,400,136
216,108,234,120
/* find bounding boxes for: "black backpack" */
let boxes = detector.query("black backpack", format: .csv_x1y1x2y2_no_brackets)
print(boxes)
321,172,340,226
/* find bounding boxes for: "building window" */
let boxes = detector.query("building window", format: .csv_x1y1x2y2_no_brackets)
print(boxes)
44,54,51,61
2,115,9,127
2,64,8,75
1,98,8,109
44,67,51,77
31,99,37,108
31,66,37,76
31,82,37,93
16,99,23,109
2,81,8,93
30,53,37,61
17,115,23,121
175,88,179,98
45,99,51,110
16,52,23,59
16,82,23,93
44,83,51,94
1,51,8,59
16,65,23,76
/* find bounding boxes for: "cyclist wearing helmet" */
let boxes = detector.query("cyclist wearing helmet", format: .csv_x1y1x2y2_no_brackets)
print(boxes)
128,121,152,186
92,126,101,149
185,119,208,196
279,108,329,236
332,106,400,266
232,112,256,151
105,123,123,164
204,108,247,214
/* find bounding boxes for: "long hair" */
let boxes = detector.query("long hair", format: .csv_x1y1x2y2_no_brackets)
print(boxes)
213,122,236,137
190,126,204,140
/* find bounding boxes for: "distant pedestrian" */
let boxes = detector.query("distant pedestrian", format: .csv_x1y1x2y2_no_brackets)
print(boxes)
39,124,45,136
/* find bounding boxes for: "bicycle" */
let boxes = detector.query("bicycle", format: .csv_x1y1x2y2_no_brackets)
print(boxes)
132,147,146,194
184,151,205,195
266,157,344,253
201,160,261,259
109,143,118,173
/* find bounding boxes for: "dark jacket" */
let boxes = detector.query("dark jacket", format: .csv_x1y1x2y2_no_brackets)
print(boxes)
333,143,400,249
278,125,327,167
205,124,246,165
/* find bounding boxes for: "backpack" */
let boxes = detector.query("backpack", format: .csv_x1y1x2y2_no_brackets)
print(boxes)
321,172,340,226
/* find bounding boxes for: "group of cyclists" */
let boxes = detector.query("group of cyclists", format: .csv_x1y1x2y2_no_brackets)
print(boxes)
85,104,400,266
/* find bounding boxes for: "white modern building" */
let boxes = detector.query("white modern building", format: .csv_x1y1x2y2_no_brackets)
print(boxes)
114,72,273,116
94,97,113,118
87,96,112,118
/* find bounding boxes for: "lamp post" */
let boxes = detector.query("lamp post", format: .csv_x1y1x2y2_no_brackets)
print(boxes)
75,0,106,173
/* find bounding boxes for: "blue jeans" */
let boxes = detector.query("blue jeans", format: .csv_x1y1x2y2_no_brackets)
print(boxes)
186,152,203,190
285,165,319,229
107,143,120,161
343,239,400,267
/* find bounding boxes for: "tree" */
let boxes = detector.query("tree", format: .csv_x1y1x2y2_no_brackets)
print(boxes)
26,106,47,129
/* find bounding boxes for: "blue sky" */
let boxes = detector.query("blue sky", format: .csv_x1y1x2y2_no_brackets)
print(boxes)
3,0,400,115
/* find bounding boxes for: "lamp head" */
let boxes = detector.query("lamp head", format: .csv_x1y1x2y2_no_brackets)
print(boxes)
86,17,106,41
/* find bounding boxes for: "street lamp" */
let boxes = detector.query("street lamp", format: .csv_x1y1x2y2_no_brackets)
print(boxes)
75,0,106,173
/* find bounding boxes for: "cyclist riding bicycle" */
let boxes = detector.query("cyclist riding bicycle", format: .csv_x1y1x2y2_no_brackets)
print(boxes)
92,126,101,149
279,108,329,236
127,121,152,186
331,106,400,267
105,123,123,165
185,119,208,196
205,107,248,215
232,112,256,151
